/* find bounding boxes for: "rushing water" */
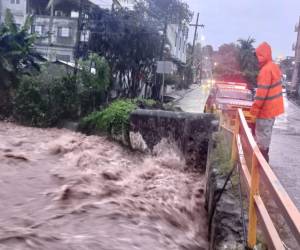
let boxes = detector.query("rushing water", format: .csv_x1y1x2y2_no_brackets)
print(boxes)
0,122,208,250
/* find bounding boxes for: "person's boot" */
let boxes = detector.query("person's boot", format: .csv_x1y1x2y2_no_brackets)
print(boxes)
260,148,269,163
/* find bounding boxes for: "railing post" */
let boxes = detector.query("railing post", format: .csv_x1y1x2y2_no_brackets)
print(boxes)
219,111,224,130
231,111,240,163
247,152,260,248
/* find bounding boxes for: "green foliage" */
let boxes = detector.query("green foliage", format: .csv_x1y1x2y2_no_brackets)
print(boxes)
280,57,294,82
80,99,137,136
88,0,192,99
79,98,157,137
0,9,39,89
78,54,111,114
237,37,259,89
212,133,233,175
138,0,193,26
79,53,110,92
14,77,47,126
89,7,161,98
135,98,156,107
0,9,40,117
213,43,242,80
14,73,78,127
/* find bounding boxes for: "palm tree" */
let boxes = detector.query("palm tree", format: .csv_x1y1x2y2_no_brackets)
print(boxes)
237,37,259,90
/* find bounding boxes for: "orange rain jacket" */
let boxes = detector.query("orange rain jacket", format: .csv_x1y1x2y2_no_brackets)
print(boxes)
250,42,284,119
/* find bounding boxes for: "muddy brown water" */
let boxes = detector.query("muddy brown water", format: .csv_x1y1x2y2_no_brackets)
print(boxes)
0,122,208,250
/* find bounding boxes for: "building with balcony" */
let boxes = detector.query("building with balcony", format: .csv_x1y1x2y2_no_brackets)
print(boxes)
0,0,27,25
0,0,97,62
166,24,188,65
292,16,300,95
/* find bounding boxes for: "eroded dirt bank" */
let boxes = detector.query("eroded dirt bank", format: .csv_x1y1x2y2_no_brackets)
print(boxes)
0,122,208,250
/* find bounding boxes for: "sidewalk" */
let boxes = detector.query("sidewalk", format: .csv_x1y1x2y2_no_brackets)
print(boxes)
174,84,210,113
270,97,300,209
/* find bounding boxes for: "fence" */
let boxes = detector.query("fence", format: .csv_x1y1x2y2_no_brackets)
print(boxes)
228,109,300,249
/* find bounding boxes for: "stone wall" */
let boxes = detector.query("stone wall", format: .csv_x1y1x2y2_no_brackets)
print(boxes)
129,109,218,171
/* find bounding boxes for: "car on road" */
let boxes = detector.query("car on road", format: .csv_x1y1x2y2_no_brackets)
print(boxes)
204,82,255,130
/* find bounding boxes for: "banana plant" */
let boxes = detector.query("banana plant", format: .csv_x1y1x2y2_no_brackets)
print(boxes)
0,9,41,89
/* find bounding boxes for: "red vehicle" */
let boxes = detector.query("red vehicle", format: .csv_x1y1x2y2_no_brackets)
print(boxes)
204,81,255,130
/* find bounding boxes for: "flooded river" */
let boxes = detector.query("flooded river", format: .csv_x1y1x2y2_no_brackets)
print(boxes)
0,122,208,250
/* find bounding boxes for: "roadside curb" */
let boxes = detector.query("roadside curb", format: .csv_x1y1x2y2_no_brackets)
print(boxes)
172,88,195,104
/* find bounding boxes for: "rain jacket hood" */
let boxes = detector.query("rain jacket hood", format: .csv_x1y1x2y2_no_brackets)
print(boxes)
256,42,272,67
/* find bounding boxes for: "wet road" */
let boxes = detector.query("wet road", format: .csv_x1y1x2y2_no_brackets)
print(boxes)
270,97,300,209
176,84,210,113
0,123,208,250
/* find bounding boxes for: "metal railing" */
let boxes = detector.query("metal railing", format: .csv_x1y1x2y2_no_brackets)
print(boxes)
229,109,300,249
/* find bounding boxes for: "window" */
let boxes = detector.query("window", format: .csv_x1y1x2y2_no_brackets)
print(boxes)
179,37,181,51
71,11,79,18
58,27,70,38
34,25,44,35
10,0,20,4
80,30,90,42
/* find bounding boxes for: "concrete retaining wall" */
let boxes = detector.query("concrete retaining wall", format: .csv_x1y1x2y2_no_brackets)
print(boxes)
129,109,218,171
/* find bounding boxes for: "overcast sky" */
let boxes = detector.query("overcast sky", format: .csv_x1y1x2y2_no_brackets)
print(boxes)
91,0,300,57
187,0,300,57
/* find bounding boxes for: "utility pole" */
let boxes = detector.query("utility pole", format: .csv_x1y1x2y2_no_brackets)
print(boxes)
74,0,84,76
159,17,168,102
190,13,204,65
47,2,54,61
189,13,204,83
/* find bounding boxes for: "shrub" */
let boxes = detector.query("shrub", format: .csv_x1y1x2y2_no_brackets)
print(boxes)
79,98,157,143
14,77,50,126
13,74,78,127
79,99,137,135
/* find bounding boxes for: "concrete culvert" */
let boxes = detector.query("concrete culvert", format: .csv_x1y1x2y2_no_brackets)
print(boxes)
130,109,219,171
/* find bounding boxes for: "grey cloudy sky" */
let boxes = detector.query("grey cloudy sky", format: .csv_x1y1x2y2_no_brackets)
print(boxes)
91,0,299,57
186,0,300,57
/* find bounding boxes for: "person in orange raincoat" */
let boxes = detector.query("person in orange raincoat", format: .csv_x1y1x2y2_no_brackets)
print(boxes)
250,42,284,162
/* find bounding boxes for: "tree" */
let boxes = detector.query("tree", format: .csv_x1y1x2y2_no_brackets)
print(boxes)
237,37,259,90
88,0,192,100
88,8,161,98
213,43,244,82
280,57,294,82
79,53,110,112
0,9,40,116
0,10,39,89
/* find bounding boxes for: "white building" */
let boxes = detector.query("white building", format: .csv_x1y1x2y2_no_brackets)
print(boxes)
166,24,188,64
0,0,97,62
90,0,135,10
292,16,300,95
0,0,27,26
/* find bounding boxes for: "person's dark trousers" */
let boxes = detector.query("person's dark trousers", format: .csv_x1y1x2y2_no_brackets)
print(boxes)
260,148,269,163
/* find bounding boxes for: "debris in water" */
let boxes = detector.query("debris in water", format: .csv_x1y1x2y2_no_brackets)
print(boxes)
3,153,29,161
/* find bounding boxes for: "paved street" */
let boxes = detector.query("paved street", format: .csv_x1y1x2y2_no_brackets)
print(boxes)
175,83,210,113
270,97,300,208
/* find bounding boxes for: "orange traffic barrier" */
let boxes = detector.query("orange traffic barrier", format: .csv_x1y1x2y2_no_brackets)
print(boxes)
227,109,300,249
